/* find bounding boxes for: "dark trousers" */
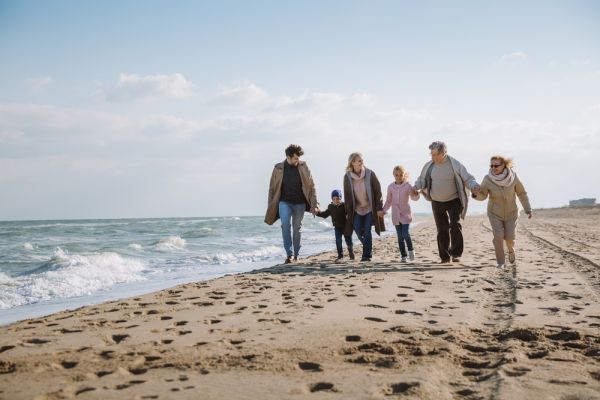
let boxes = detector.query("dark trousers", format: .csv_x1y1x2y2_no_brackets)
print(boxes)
334,227,353,257
353,212,374,259
431,198,463,261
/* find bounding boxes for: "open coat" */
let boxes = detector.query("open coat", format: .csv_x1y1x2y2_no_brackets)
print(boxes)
414,155,478,220
343,168,385,236
264,160,318,225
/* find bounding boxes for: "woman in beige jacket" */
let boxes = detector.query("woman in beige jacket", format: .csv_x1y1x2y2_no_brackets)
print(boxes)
474,156,532,268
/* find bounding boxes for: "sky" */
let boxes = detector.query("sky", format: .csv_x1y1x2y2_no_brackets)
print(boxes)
1,0,599,220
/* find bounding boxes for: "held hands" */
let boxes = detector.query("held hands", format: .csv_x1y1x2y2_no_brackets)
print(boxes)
310,207,318,216
471,186,481,197
377,210,384,218
411,188,419,196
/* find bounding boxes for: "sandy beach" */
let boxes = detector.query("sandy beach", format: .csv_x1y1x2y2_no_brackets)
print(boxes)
1,207,599,400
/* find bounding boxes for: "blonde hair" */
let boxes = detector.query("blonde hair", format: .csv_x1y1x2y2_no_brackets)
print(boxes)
490,155,513,168
346,152,364,172
393,165,409,182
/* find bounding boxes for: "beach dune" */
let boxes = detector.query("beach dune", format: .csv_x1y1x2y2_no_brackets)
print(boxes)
1,207,599,399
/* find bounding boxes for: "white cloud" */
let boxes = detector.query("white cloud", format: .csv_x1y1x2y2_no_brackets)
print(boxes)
2,95,598,219
372,108,432,121
25,76,53,92
213,81,268,105
498,51,528,68
0,103,212,148
272,92,372,111
105,73,193,102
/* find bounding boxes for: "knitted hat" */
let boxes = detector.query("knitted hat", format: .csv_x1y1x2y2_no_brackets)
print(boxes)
331,189,342,199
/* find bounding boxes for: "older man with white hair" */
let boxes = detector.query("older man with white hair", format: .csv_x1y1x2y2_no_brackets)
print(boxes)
413,141,480,263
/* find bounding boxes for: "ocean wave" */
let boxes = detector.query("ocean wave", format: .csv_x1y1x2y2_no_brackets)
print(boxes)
0,249,145,309
207,245,283,264
128,243,143,251
22,242,35,250
0,272,14,285
180,227,215,239
154,236,186,251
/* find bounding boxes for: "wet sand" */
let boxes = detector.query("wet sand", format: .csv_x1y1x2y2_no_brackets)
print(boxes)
1,207,599,399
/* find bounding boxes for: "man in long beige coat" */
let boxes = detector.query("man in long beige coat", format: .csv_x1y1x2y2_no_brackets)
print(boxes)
265,144,318,264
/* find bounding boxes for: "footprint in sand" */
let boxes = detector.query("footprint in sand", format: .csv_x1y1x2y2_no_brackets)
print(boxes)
385,382,420,395
456,388,477,397
0,345,15,353
0,361,16,374
298,362,322,371
111,334,129,344
365,317,387,322
60,361,77,369
75,387,96,395
309,382,336,392
505,367,531,377
26,338,51,345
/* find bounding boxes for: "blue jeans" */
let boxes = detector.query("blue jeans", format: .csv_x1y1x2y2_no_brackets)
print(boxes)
395,223,413,257
334,227,353,257
279,201,305,257
353,212,373,259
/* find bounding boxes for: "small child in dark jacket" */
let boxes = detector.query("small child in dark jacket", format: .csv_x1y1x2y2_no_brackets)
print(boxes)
317,190,355,260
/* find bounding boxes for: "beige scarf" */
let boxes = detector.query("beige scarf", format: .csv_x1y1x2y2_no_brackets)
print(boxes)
488,167,515,187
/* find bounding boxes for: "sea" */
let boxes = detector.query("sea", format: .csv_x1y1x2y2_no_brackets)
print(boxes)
0,215,397,326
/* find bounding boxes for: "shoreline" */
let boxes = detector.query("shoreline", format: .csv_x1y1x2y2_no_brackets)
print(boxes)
1,208,599,399
0,218,422,327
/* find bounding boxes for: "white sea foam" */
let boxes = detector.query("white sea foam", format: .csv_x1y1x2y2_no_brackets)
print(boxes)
211,245,282,264
317,220,332,228
155,236,186,251
128,243,143,251
0,272,14,285
0,249,145,309
22,242,35,250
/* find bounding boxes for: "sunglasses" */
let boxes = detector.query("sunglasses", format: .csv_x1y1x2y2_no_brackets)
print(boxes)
490,164,503,168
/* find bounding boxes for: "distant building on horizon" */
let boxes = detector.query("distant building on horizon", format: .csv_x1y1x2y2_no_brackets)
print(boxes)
569,198,596,207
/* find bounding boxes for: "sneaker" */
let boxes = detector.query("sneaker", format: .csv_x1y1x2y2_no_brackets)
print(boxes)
294,255,298,262
336,255,343,261
508,250,515,264
400,256,407,263
440,259,451,264
348,251,355,260
284,256,293,264
360,257,371,262
452,257,460,263
496,263,506,269
408,250,415,261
